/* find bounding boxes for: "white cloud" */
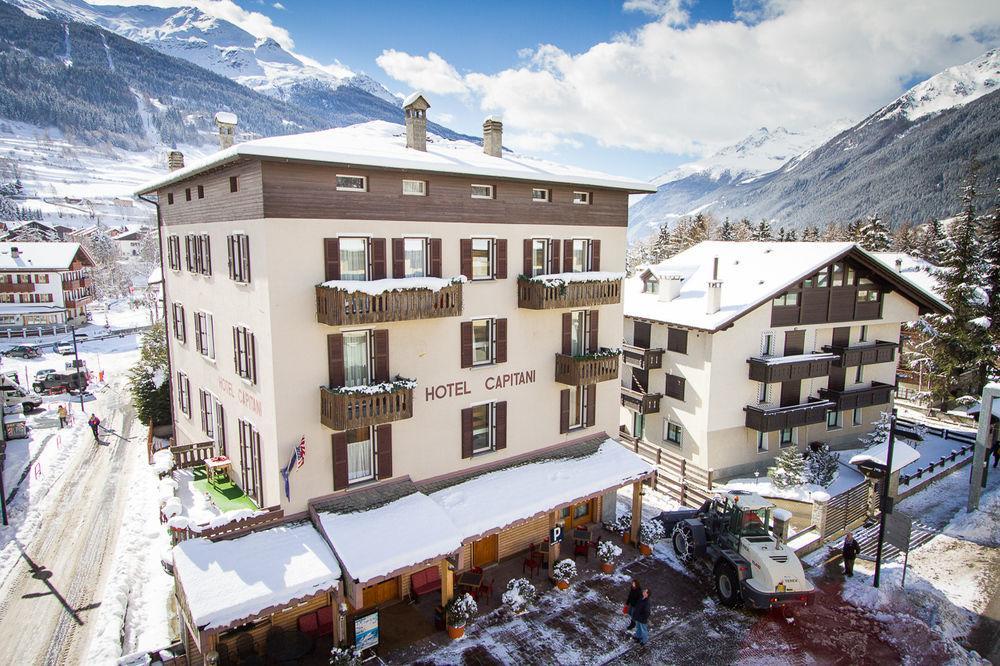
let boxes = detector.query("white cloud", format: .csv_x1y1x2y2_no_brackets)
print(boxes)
505,131,583,153
272,2,285,9
622,0,689,25
377,0,1000,156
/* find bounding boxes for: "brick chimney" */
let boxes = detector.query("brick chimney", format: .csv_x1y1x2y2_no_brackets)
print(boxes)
705,257,722,315
214,111,238,150
403,93,430,151
483,115,503,158
167,151,185,171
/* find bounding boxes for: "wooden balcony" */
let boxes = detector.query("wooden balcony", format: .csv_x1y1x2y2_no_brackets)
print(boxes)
316,281,463,326
554,352,620,386
64,294,94,309
0,282,35,293
744,398,835,432
621,387,662,414
818,381,894,411
61,276,92,290
821,340,897,367
320,385,414,431
747,353,835,383
517,277,621,310
622,344,664,371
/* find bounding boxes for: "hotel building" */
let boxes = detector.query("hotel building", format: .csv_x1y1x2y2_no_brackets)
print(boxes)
0,242,95,328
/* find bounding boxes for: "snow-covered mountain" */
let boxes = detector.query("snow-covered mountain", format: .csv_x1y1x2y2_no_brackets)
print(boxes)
629,48,1000,242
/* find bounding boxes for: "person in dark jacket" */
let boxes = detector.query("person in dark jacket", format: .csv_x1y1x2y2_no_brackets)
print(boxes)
88,413,101,443
990,439,1000,468
632,588,651,645
842,532,861,576
624,579,642,630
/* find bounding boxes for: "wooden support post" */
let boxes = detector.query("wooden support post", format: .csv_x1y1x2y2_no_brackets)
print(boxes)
548,511,560,579
439,558,454,608
630,481,642,547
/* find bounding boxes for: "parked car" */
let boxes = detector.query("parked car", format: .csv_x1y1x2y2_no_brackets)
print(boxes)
4,345,40,359
0,376,43,411
54,342,74,355
33,370,88,394
34,368,57,381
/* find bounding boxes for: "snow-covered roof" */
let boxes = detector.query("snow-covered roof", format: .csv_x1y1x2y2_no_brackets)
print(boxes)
318,492,461,584
0,304,67,314
849,440,921,473
967,399,1000,421
625,241,948,331
147,266,163,285
214,111,238,125
172,522,341,630
429,439,653,541
402,92,428,107
871,253,942,298
136,120,655,195
0,242,91,271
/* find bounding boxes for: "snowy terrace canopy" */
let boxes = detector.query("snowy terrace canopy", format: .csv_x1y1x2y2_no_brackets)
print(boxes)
172,522,341,631
849,440,921,473
0,242,94,271
625,241,949,332
135,120,656,195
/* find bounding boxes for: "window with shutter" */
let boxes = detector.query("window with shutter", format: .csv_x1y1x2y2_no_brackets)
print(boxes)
373,329,389,382
332,432,348,490
495,238,507,279
549,239,561,274
327,334,344,387
584,385,596,427
664,373,686,401
460,321,473,368
559,389,570,434
200,234,212,275
370,238,387,280
494,401,507,450
667,328,688,354
429,238,442,278
460,239,472,279
461,407,474,459
215,401,226,455
233,326,257,384
590,240,601,271
375,424,392,479
562,239,573,272
494,319,507,364
324,238,340,281
587,310,599,354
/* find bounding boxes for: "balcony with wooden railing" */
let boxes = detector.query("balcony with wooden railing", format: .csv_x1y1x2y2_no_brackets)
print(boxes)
316,281,463,326
320,384,414,431
621,387,662,414
64,293,94,309
744,398,835,432
554,351,620,386
0,282,35,294
517,277,621,310
622,343,664,371
746,352,835,383
821,340,897,367
61,276,92,291
818,381,894,411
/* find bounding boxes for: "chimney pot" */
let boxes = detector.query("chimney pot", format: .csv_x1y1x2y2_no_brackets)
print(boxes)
11,246,19,259
403,93,430,151
706,279,723,315
895,258,903,273
167,151,185,171
483,115,503,158
657,274,685,302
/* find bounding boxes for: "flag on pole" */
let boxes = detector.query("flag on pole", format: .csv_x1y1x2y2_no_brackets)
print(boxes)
296,436,306,469
280,449,297,501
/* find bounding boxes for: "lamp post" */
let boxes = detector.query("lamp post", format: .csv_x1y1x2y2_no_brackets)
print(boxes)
70,327,84,414
873,409,897,589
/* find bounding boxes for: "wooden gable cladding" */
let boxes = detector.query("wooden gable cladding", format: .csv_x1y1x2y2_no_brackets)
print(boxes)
159,159,263,226
769,256,892,327
259,161,629,227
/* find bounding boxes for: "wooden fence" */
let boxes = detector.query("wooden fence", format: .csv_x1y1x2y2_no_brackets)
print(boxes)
170,506,285,545
171,441,215,469
619,435,714,507
823,481,878,539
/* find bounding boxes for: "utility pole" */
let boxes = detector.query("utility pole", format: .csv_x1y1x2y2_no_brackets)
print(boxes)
70,327,85,414
969,384,1000,512
873,409,897,589
0,379,8,526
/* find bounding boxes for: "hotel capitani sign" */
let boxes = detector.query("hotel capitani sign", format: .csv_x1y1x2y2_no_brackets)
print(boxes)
424,369,536,401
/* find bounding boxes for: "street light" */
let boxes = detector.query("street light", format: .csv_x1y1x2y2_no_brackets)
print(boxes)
70,327,85,414
873,408,898,589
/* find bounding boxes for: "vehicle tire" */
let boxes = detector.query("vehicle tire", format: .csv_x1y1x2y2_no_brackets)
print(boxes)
672,522,696,563
714,561,740,607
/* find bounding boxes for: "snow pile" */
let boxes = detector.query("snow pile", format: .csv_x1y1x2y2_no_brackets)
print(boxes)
173,523,341,630
325,378,417,395
320,276,465,295
151,448,173,475
525,271,624,287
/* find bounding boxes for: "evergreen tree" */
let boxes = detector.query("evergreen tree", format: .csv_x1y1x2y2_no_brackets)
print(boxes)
845,219,864,243
717,218,735,241
859,411,892,449
857,214,892,252
806,444,840,487
127,322,171,426
785,228,799,242
768,447,807,489
980,177,1000,381
776,227,787,242
891,221,918,253
734,218,755,241
917,218,946,264
801,225,820,242
651,222,675,262
753,220,773,241
821,221,848,241
688,213,713,248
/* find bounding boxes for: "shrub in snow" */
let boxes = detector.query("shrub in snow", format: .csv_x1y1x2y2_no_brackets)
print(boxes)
639,519,665,544
604,512,631,535
329,646,361,666
571,347,622,360
859,411,892,449
806,444,840,488
502,578,537,614
445,593,478,628
768,447,807,489
597,540,623,564
553,558,577,582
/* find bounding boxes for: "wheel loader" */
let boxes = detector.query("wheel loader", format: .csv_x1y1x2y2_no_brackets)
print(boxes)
656,490,815,609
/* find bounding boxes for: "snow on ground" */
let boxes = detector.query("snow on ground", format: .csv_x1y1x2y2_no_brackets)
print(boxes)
174,468,222,525
722,460,865,502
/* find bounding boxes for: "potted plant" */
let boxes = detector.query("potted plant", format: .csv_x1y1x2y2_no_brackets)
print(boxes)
597,541,623,574
638,520,664,556
552,558,577,590
604,513,632,544
329,646,361,666
501,578,537,615
444,593,478,639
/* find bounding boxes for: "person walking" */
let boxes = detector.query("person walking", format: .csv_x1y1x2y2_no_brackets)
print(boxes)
842,531,861,577
990,438,999,469
88,413,101,443
632,588,651,646
624,579,642,631
56,404,67,429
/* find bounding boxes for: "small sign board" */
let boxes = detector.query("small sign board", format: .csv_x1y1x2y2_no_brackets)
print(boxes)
884,510,912,552
354,610,379,651
549,524,563,545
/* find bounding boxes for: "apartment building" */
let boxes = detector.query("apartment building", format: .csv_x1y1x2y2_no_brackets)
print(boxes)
138,96,655,658
0,242,96,328
619,241,947,493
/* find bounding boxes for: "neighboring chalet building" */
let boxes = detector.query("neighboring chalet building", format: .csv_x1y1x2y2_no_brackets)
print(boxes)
111,225,146,257
137,96,656,660
0,242,96,328
1,220,63,242
620,241,947,494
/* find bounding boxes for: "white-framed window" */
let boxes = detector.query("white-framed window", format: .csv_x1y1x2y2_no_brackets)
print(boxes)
530,239,548,277
572,191,591,205
772,292,799,307
853,408,863,426
569,309,589,356
403,237,427,278
402,179,427,196
177,371,191,416
665,420,682,446
855,364,864,384
531,188,550,202
336,175,367,192
227,233,251,283
761,332,775,356
471,318,494,366
343,330,372,387
232,325,257,384
167,235,181,271
471,403,494,453
471,238,493,280
346,427,375,484
571,239,590,272
471,184,494,199
827,410,842,430
780,427,796,447
339,237,369,281
199,389,215,438
567,386,584,430
194,311,215,359
859,325,868,342
172,303,186,343
757,431,768,453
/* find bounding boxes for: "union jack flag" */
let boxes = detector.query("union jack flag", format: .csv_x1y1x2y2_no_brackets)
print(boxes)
295,436,306,469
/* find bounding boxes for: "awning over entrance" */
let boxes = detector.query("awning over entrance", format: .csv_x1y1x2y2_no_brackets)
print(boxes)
173,521,341,631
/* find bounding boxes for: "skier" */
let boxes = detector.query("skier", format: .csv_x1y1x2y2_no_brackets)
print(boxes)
623,578,642,631
56,404,67,429
88,413,101,443
842,531,861,577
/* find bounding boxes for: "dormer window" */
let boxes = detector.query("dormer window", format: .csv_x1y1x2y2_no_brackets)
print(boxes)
642,276,659,294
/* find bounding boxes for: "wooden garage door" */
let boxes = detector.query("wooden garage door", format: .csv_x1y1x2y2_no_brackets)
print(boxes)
362,577,400,608
472,534,498,568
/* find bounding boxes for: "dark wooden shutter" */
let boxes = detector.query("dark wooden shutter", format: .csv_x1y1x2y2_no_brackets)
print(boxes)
429,238,442,277
460,321,473,368
391,238,405,278
376,425,392,480
780,380,801,407
588,310,599,354
561,313,572,355
585,385,596,427
563,239,573,272
549,239,561,274
590,239,601,271
370,238,387,280
203,235,212,275
831,326,850,347
523,239,533,276
664,373,686,401
494,401,507,450
249,332,257,384
199,391,208,432
232,327,239,375
495,319,507,364
461,407,474,459
633,321,652,348
217,403,226,454
241,235,251,282
559,389,570,434
495,239,507,279
460,239,472,279
332,433,348,490
227,235,235,279
373,329,390,382
324,238,340,281
667,328,688,354
783,330,805,356
327,334,344,386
